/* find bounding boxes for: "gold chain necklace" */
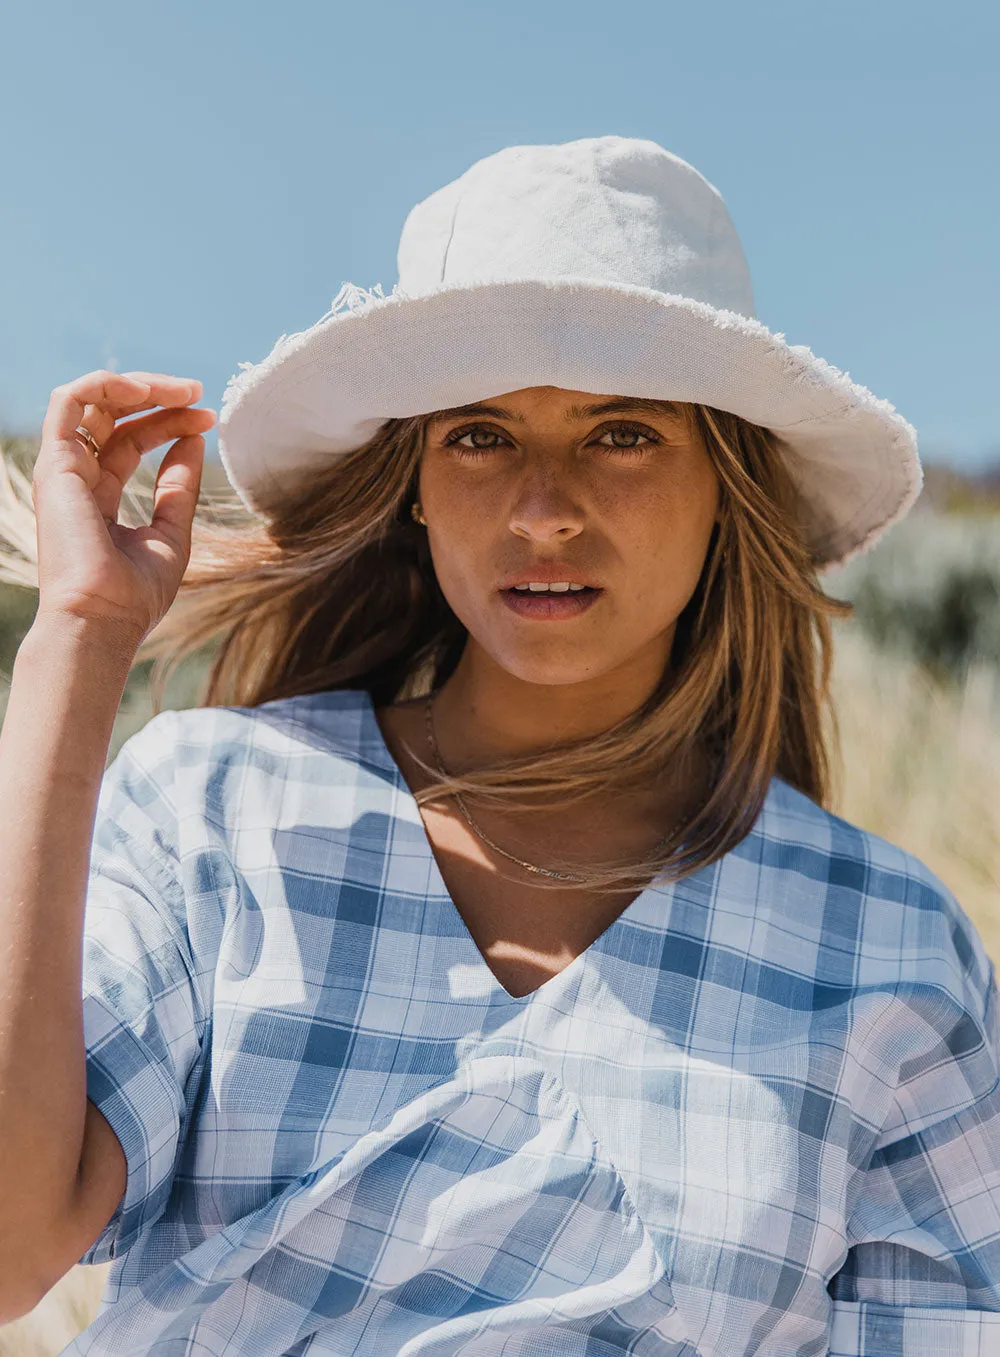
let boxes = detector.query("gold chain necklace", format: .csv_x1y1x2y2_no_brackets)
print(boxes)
423,691,671,884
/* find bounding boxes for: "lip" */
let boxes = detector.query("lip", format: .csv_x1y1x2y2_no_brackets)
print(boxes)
497,565,600,589
499,586,602,621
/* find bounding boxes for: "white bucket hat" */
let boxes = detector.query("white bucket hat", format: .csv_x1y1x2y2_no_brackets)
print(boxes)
217,135,921,568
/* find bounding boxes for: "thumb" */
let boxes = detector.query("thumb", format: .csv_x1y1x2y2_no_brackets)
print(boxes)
150,435,205,555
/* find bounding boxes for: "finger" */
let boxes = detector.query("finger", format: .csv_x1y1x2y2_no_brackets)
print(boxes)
77,375,210,453
42,371,205,443
90,406,216,524
150,435,205,555
113,371,205,416
42,371,152,444
76,403,118,449
98,403,217,485
77,383,201,429
121,371,202,399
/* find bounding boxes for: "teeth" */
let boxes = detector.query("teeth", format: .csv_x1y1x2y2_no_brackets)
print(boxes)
513,582,588,592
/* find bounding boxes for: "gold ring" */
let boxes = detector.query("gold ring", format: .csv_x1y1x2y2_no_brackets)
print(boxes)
74,425,101,459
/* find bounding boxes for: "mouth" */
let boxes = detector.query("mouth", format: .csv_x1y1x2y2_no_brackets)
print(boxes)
498,584,603,620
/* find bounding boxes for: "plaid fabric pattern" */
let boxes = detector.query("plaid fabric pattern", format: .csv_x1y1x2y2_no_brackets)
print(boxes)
65,689,1000,1356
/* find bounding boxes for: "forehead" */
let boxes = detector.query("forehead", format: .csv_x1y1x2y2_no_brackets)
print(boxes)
425,387,689,425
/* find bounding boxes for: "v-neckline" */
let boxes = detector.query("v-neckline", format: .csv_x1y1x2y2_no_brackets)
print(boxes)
358,688,673,1004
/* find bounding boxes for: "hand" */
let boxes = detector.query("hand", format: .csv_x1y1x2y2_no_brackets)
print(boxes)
32,369,217,647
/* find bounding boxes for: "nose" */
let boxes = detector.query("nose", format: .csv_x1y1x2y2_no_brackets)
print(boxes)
507,470,585,542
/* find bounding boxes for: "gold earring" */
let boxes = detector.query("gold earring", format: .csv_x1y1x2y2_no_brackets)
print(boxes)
411,501,426,525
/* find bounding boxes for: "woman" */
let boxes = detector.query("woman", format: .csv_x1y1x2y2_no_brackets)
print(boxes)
1,136,998,1355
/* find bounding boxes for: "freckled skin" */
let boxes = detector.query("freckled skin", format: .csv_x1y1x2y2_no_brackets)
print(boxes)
418,385,720,706
376,386,722,994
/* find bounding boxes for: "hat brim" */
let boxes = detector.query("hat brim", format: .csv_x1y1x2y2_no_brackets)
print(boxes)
217,277,920,569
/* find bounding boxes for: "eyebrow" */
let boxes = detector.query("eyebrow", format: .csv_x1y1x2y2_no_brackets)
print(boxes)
427,402,527,424
426,397,683,424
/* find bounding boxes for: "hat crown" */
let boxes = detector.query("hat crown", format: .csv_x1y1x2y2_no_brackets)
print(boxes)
397,135,756,318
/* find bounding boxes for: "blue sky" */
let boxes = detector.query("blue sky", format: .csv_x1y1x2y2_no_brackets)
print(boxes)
2,0,997,467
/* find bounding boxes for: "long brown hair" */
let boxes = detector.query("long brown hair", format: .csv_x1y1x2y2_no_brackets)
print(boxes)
0,401,849,893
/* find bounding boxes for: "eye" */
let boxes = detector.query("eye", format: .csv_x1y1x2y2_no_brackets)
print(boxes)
441,424,512,458
594,422,660,453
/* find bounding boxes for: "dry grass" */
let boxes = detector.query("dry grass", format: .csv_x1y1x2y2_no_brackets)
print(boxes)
0,1265,109,1356
829,626,1000,960
3,628,999,1352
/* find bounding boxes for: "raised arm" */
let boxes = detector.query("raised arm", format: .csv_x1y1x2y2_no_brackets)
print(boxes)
0,370,214,1319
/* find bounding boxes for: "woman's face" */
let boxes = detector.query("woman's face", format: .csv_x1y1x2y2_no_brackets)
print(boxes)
417,386,721,688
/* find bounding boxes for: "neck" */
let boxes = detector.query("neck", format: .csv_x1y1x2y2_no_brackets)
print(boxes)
430,633,674,773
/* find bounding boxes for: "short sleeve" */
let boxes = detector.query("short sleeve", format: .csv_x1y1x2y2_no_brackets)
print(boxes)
828,892,1000,1355
76,710,208,1266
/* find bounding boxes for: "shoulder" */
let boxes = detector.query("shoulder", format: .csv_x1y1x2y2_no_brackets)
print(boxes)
114,688,379,764
105,689,391,813
727,778,996,1025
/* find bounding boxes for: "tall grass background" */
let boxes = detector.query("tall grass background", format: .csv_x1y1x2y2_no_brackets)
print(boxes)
1,437,998,1352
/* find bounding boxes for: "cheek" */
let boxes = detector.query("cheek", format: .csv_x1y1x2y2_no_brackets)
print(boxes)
419,472,499,608
418,453,720,631
618,471,719,614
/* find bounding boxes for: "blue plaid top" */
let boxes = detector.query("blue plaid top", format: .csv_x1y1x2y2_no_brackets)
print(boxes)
67,688,1000,1356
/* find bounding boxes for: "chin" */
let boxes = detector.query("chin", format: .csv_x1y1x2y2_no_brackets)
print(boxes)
486,645,614,688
